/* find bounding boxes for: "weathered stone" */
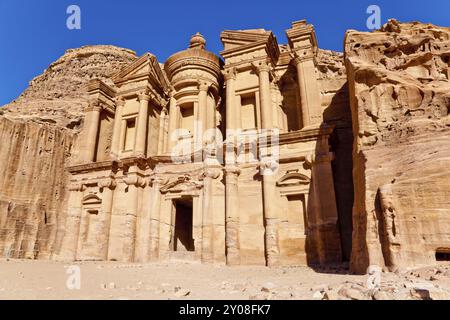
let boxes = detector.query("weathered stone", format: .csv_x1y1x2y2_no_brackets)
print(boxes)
372,290,393,300
338,287,370,300
345,19,450,274
312,291,324,299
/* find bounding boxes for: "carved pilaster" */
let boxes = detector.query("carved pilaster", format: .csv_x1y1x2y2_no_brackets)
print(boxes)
82,100,102,163
201,164,221,263
222,68,237,133
197,81,211,149
224,164,241,265
135,92,150,158
259,152,280,266
252,61,273,130
167,89,178,152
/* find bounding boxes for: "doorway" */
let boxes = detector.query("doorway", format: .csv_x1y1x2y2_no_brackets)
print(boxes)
173,197,195,252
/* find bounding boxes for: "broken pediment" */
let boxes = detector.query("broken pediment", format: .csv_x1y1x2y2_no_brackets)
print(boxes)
220,29,272,49
220,29,280,66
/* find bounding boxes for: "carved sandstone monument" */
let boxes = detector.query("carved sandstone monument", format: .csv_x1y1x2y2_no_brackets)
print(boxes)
0,19,448,274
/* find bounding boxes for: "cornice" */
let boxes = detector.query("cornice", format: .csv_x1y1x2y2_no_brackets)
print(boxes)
86,79,116,98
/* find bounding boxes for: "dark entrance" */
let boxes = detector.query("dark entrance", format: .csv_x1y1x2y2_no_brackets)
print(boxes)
436,248,450,261
173,197,194,252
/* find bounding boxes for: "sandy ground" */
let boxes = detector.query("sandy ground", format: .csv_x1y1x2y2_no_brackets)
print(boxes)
0,259,449,300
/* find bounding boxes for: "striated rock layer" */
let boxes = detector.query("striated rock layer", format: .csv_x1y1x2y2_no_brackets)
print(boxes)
0,46,137,259
0,117,74,258
345,20,450,273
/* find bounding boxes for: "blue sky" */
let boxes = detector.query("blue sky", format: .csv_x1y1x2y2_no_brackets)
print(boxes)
0,0,449,106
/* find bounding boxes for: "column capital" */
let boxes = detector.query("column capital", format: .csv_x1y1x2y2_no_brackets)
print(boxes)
169,86,177,98
203,167,221,180
98,177,117,190
259,155,279,176
86,101,102,112
224,165,241,176
123,174,147,188
148,176,169,187
290,50,315,65
115,97,126,107
138,92,151,102
252,60,271,74
222,67,237,81
198,81,211,92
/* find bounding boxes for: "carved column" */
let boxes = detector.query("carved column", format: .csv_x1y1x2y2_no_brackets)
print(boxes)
201,153,221,263
197,82,209,147
253,60,281,266
222,68,237,134
82,102,102,163
286,20,322,128
127,173,146,262
119,119,127,152
206,94,216,132
110,98,125,158
108,172,145,262
224,141,241,265
98,177,116,260
260,156,280,266
148,177,164,261
157,107,167,155
167,91,178,152
57,183,85,260
293,53,322,127
253,61,273,129
135,93,150,157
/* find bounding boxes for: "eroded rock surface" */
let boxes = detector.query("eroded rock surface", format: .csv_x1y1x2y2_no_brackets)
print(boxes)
2,45,136,128
345,20,450,273
0,46,137,259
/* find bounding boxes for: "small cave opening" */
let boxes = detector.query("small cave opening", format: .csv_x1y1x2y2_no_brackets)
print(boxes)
435,248,450,261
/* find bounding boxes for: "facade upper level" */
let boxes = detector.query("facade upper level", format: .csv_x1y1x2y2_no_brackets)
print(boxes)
74,20,328,166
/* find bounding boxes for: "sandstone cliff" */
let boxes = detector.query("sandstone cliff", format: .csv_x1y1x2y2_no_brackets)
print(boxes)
0,46,136,259
345,20,450,273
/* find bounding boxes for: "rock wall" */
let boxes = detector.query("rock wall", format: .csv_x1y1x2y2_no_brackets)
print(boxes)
0,46,137,259
345,20,450,273
0,116,74,258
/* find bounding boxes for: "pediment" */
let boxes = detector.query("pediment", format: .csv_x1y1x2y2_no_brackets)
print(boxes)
82,194,102,205
112,53,170,92
160,175,203,193
276,172,310,187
